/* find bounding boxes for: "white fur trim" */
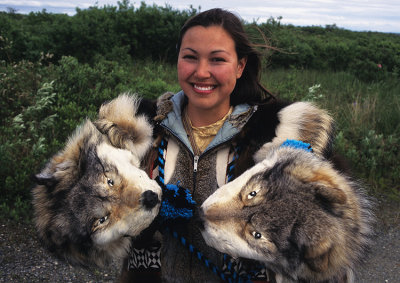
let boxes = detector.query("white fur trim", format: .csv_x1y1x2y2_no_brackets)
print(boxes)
216,147,230,187
165,138,179,184
254,102,332,162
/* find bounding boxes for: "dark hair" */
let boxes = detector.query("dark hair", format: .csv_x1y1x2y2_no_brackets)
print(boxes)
177,8,274,105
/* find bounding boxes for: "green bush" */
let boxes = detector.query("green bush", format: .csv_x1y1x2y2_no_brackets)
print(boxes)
1,3,399,220
263,68,400,200
0,2,197,64
335,130,399,198
0,55,183,221
0,81,58,222
1,3,399,82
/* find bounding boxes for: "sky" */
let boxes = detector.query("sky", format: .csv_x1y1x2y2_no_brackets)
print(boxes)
0,0,399,33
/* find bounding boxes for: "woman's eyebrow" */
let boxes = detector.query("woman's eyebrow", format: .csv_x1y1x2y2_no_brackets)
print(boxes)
182,47,230,55
182,47,197,53
211,50,230,55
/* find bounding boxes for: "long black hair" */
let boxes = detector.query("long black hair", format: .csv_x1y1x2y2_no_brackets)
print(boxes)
176,8,274,105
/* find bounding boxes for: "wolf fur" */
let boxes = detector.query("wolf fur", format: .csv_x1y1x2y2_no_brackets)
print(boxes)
252,102,335,161
200,145,374,282
200,102,373,282
32,94,161,267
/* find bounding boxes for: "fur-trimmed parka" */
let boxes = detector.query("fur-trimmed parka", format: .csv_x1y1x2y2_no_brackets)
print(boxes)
123,90,335,283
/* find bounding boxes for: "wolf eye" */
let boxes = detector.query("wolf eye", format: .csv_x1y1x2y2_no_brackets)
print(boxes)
248,188,260,199
252,231,262,239
94,215,109,228
107,178,114,187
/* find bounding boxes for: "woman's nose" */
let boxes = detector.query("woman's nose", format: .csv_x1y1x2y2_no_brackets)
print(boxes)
195,60,211,79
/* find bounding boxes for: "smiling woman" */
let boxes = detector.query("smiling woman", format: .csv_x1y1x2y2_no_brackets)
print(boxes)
118,8,281,283
177,25,247,126
115,7,360,283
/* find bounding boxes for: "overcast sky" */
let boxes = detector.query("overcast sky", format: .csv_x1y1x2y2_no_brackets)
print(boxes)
1,0,399,33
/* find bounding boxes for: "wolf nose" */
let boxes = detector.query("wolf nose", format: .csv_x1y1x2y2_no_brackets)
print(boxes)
141,190,159,209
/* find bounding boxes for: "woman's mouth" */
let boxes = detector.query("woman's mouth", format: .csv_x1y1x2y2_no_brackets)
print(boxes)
193,84,216,94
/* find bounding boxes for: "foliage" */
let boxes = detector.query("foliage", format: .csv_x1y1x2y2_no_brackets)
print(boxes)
0,55,180,221
0,3,399,220
1,3,399,82
335,130,399,198
257,20,400,81
0,1,197,64
263,68,400,200
0,80,58,222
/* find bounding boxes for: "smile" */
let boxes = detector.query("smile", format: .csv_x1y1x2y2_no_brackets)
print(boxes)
193,84,216,92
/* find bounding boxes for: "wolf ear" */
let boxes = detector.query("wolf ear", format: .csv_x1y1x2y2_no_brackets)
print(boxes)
314,184,347,205
302,167,350,272
298,165,348,205
32,172,57,187
33,120,101,188
94,94,153,160
304,239,332,272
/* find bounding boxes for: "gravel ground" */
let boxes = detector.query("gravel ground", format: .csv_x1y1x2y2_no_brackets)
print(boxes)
0,223,121,283
0,198,398,283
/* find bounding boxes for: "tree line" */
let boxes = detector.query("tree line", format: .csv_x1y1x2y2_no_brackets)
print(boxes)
1,1,399,81
0,1,399,221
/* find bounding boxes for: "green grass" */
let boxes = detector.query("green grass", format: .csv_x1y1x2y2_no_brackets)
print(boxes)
1,59,398,221
263,68,400,198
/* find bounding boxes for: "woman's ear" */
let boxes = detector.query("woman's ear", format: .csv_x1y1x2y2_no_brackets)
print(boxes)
236,57,247,79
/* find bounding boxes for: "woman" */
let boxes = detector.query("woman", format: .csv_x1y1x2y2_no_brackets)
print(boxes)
120,8,335,283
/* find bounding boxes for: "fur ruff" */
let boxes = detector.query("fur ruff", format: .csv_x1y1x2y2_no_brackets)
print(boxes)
200,145,374,282
32,94,161,267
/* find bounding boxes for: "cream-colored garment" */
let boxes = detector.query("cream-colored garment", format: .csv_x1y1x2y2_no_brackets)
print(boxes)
185,107,233,154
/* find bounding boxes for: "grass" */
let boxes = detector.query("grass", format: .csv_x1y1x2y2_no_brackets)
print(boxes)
1,59,398,222
263,68,400,199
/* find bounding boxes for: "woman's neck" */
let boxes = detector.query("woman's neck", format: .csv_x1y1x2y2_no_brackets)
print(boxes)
186,105,231,127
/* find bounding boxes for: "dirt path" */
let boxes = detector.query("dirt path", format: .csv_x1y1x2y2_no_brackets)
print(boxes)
355,198,400,283
0,221,121,283
0,198,398,283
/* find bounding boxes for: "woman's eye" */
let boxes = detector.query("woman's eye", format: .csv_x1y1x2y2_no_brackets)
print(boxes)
211,57,225,62
252,231,262,239
107,178,114,187
183,55,197,60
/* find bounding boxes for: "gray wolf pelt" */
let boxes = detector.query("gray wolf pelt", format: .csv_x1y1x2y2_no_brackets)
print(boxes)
32,94,161,267
200,145,374,282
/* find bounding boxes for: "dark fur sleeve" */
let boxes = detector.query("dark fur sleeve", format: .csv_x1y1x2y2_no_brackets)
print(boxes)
234,99,336,177
233,99,290,176
137,97,158,123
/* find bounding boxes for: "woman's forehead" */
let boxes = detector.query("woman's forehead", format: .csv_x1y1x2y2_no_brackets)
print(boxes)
180,25,236,53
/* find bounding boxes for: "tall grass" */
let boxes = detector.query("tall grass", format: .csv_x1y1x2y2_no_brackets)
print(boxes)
1,59,398,221
263,68,400,198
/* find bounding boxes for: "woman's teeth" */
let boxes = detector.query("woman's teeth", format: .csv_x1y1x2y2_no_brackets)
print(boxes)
194,84,215,91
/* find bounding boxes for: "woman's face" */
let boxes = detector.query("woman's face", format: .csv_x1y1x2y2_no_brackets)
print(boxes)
177,25,246,125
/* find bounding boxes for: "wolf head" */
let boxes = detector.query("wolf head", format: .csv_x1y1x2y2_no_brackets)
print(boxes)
200,147,373,282
32,94,161,267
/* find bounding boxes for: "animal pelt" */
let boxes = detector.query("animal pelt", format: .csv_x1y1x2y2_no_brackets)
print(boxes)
32,94,161,267
200,145,374,282
233,100,335,179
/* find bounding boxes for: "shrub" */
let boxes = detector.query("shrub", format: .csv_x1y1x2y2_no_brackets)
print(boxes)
335,130,400,199
0,81,58,221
